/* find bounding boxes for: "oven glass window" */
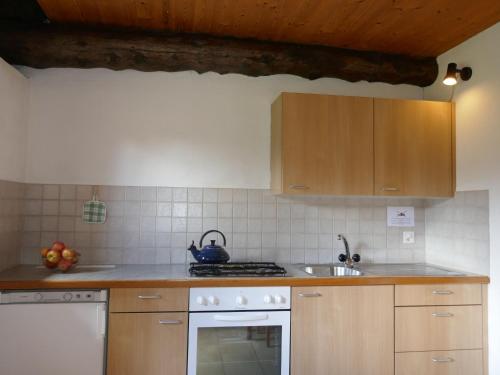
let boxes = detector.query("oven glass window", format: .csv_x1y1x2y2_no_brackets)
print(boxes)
197,326,282,375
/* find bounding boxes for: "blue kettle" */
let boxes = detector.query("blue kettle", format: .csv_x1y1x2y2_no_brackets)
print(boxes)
188,230,230,264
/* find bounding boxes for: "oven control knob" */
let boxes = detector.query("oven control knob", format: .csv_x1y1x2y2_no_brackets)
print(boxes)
63,293,73,301
236,296,247,306
208,296,219,305
196,296,208,306
263,295,274,304
34,293,43,302
274,295,286,304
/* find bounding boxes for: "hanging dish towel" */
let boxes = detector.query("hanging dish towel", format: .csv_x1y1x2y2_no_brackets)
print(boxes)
82,187,107,224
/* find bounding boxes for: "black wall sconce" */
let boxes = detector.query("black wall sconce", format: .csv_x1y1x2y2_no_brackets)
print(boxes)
443,63,472,86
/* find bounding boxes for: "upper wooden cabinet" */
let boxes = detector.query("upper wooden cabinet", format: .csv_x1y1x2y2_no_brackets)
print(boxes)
271,92,374,195
271,93,455,197
374,99,454,197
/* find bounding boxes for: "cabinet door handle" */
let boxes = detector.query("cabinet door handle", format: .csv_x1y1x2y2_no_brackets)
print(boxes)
298,292,322,298
289,185,310,190
432,357,454,363
138,295,162,300
159,319,182,325
432,312,454,317
381,186,399,191
432,290,454,295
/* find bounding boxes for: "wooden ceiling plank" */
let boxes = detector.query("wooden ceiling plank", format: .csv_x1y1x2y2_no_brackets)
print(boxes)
34,0,500,56
92,0,134,28
264,0,319,42
38,0,84,23
74,0,102,25
191,0,217,33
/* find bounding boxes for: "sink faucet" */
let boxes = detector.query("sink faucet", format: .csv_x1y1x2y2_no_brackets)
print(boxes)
337,234,360,268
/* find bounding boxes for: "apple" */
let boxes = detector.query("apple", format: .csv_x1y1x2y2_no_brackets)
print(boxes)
46,249,61,264
57,259,73,272
43,258,57,269
62,248,76,261
40,248,50,258
51,241,66,252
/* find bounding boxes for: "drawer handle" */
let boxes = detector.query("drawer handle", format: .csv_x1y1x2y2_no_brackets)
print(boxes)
432,290,454,295
432,357,454,363
138,295,162,300
381,186,399,191
432,312,454,317
289,185,310,190
298,292,322,298
159,319,182,325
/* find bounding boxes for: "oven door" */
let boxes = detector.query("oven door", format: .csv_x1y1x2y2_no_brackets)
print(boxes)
188,310,290,375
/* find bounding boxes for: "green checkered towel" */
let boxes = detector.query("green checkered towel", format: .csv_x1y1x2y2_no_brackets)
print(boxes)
83,198,107,224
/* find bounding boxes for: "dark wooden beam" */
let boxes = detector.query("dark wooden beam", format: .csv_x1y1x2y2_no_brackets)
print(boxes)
0,23,438,86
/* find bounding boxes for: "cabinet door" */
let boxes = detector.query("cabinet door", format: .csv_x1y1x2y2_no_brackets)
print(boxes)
374,99,454,197
291,286,394,375
107,312,187,375
281,93,374,195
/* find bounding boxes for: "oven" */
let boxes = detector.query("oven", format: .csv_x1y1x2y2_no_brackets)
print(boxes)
188,287,291,375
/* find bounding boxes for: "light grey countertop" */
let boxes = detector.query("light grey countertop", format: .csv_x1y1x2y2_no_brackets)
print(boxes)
0,262,481,287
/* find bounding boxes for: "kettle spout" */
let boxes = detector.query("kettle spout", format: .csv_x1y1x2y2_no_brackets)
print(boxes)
187,241,201,261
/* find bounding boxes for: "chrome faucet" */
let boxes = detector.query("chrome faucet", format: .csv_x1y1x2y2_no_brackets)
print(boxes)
337,234,360,268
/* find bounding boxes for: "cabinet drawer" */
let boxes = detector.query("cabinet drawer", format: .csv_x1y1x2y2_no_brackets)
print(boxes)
109,288,188,312
396,350,483,375
395,284,482,306
395,306,482,352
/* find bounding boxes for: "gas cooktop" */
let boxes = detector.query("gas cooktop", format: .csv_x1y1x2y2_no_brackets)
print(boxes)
188,262,287,277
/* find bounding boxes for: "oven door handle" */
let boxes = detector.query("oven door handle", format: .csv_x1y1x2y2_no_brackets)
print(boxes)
213,313,269,322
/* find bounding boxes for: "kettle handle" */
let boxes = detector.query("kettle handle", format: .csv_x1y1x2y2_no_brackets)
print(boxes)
200,230,227,248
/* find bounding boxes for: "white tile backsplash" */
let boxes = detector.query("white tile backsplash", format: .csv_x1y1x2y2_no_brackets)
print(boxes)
2,182,483,269
425,191,490,275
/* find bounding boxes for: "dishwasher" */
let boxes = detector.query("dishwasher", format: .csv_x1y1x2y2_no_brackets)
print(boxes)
0,289,108,375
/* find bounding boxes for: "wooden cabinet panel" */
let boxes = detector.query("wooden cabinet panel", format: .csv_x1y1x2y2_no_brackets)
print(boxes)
107,312,187,375
109,288,188,312
395,306,483,352
396,350,483,375
291,285,394,375
395,284,482,306
374,98,454,197
272,93,374,195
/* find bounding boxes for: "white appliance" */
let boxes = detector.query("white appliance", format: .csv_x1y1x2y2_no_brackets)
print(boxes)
0,289,107,375
188,287,291,375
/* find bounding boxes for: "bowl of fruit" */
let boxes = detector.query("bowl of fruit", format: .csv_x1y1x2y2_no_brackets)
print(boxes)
40,241,80,272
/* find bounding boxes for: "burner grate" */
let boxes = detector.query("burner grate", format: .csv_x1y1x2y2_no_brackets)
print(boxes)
189,262,287,277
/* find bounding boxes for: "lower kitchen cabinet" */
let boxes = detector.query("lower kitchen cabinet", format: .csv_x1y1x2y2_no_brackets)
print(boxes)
107,312,187,375
291,285,394,375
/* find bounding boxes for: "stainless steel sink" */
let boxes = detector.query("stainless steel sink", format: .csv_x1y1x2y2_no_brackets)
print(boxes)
302,265,363,277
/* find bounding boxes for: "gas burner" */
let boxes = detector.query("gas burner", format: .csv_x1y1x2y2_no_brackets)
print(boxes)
189,262,287,277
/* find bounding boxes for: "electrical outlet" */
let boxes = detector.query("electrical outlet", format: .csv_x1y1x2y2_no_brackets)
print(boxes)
403,231,415,244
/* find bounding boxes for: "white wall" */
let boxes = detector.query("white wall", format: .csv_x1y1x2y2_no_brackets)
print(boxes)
424,22,500,375
19,67,422,188
0,58,28,182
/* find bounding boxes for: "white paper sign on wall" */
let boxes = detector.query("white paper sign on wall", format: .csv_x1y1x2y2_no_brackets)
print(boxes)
387,206,415,227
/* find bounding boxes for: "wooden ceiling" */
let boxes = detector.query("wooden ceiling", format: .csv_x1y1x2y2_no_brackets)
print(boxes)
36,0,500,57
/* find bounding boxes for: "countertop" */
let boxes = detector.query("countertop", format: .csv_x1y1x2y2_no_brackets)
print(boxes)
0,263,489,289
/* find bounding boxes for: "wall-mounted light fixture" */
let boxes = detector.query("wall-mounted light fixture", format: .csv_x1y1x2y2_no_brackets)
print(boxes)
443,63,472,86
